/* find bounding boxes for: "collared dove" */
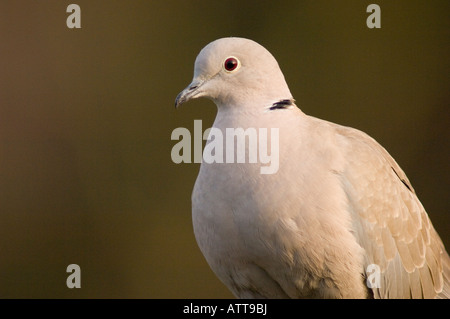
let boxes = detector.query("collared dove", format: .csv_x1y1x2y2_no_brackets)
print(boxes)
175,37,450,298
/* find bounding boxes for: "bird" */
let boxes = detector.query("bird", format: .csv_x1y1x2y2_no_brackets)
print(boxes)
175,37,450,298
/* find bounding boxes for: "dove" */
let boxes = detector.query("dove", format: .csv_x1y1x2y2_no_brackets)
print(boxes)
175,37,450,298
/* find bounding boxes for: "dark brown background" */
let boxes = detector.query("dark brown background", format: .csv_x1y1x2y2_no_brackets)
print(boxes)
0,1,448,298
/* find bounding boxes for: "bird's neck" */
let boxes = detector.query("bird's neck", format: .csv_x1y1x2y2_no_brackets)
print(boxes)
213,99,304,130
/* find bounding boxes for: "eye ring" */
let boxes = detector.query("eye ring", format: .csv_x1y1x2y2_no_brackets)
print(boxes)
223,56,240,72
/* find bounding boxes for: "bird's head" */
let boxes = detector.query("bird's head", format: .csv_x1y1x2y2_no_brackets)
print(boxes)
175,37,293,110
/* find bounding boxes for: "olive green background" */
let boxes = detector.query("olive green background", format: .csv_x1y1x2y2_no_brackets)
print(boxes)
0,1,448,298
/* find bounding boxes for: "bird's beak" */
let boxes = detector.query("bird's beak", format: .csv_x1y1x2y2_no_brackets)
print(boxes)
175,79,205,108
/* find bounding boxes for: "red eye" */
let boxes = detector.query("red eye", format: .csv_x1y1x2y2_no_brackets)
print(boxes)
224,57,239,71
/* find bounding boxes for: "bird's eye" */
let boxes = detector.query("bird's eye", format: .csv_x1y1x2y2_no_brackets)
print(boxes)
224,57,239,72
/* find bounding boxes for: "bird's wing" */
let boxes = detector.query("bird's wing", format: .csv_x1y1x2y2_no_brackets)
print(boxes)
335,125,450,298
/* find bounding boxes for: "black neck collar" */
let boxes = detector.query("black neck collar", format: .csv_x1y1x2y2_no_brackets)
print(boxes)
268,99,295,110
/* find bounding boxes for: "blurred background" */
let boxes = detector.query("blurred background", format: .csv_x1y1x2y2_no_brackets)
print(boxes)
0,1,448,298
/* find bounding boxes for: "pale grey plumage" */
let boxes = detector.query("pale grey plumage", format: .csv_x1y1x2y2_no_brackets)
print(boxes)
175,37,450,299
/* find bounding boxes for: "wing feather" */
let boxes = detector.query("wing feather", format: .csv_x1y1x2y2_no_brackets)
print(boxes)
335,125,449,298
